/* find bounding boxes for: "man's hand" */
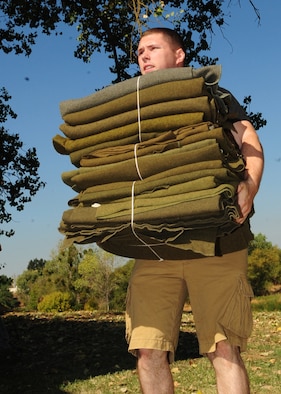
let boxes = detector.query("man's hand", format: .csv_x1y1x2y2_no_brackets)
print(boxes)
236,180,256,224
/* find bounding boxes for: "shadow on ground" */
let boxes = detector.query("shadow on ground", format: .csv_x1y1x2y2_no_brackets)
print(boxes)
0,312,200,393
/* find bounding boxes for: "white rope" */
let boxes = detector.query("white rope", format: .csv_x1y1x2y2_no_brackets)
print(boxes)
134,77,144,180
134,143,144,180
130,77,163,261
136,76,142,142
130,181,163,261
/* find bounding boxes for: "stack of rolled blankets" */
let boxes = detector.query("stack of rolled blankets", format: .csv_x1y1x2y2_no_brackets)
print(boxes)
53,65,245,260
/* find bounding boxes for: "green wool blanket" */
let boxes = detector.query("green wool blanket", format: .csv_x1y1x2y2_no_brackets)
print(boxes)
60,65,222,118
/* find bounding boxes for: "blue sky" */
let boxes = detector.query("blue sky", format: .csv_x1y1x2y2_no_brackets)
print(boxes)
1,1,280,277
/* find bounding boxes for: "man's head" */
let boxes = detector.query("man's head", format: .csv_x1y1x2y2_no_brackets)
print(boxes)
137,28,186,75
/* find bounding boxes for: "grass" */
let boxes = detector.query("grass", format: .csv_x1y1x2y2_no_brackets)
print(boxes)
1,300,280,393
60,311,281,394
251,293,281,311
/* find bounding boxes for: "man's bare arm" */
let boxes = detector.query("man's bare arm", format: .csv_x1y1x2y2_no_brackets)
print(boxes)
231,120,264,224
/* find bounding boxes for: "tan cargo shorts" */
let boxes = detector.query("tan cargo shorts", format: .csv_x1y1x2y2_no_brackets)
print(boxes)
125,249,254,362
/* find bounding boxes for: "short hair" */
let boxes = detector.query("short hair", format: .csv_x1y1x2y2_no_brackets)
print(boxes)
140,27,186,53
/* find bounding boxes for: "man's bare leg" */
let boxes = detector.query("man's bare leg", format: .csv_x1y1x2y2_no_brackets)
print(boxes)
207,340,250,394
137,349,174,394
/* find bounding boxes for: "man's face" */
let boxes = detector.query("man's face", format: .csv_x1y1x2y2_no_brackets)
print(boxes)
137,33,185,75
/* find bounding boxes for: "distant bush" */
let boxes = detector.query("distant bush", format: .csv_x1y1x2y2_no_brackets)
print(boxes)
37,291,73,312
248,246,281,295
83,297,99,311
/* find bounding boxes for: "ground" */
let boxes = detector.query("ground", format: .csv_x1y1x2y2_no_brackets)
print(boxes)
0,311,200,394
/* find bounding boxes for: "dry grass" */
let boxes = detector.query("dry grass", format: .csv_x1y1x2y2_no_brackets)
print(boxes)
1,310,280,393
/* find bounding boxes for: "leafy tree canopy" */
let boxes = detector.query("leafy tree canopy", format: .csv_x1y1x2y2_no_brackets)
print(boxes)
248,233,281,295
0,0,260,82
27,258,47,271
0,88,45,237
248,233,274,255
15,234,281,311
248,246,281,295
0,274,19,309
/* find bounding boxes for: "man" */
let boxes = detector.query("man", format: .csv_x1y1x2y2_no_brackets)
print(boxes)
125,28,264,393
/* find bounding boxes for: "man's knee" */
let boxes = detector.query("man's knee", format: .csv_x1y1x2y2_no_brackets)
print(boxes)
137,349,169,366
207,340,241,364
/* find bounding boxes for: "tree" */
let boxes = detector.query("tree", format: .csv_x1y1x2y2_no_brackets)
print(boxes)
36,245,81,303
242,96,267,131
248,246,281,296
0,1,260,82
16,245,129,311
0,87,45,237
248,233,281,295
27,258,47,272
0,274,19,310
74,248,117,311
16,268,41,309
110,259,134,310
248,233,273,255
16,245,83,310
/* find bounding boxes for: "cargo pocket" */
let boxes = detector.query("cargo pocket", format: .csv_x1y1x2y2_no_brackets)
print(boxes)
220,275,254,339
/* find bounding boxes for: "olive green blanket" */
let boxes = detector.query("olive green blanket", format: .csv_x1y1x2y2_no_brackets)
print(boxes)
60,65,222,118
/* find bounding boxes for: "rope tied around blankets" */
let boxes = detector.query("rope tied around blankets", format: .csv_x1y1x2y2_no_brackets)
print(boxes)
130,76,164,259
53,65,248,259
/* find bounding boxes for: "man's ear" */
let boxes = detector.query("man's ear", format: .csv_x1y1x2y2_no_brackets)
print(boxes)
176,48,186,66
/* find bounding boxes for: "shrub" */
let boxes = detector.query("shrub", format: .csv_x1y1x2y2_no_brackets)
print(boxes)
37,291,72,312
84,297,98,311
251,294,281,312
248,247,281,295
